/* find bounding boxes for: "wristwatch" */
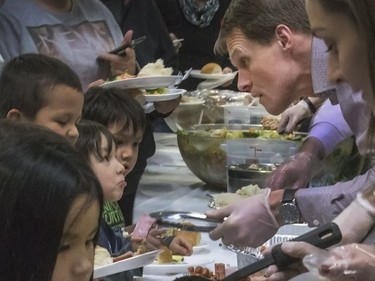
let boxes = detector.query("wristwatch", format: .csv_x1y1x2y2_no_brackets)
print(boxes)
278,189,300,225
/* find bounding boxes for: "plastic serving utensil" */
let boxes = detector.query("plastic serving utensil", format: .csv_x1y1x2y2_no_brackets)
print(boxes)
173,222,342,281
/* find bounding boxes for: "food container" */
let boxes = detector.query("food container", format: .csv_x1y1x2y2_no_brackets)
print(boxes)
177,124,261,190
227,163,276,192
225,138,299,192
165,90,257,131
176,124,300,190
228,234,297,269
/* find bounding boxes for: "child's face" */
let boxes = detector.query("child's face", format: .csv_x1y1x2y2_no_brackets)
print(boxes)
34,85,83,144
108,123,143,179
89,134,126,202
52,195,100,281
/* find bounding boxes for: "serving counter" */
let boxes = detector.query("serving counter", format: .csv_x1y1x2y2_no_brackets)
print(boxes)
133,133,309,280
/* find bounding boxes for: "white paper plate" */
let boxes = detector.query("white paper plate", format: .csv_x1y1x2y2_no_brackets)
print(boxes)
101,76,181,90
190,70,236,80
180,99,205,106
144,89,186,102
143,255,214,275
93,249,161,279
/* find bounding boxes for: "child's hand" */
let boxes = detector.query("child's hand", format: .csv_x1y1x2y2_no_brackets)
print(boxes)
146,227,168,250
169,236,193,256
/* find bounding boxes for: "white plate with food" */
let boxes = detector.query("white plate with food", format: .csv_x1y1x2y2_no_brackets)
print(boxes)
94,249,161,279
101,75,181,90
143,255,214,275
144,88,186,102
190,70,237,80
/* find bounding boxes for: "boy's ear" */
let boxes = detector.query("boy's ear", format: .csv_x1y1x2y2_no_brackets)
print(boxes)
6,109,23,120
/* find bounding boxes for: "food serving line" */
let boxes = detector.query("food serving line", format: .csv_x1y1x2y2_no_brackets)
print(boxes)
133,133,310,280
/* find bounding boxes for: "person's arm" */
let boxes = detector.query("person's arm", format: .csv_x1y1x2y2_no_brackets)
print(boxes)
295,167,375,227
267,101,353,190
308,100,353,156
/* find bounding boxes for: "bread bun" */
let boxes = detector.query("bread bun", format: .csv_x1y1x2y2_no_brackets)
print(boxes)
200,63,222,74
173,229,201,246
157,245,173,264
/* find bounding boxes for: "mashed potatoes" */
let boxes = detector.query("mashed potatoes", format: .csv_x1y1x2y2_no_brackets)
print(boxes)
94,246,113,268
138,59,173,77
212,184,262,208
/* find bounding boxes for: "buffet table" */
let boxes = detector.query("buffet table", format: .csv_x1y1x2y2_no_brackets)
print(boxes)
134,133,309,280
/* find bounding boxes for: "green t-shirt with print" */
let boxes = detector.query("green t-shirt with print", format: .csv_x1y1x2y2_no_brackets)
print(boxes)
102,202,126,237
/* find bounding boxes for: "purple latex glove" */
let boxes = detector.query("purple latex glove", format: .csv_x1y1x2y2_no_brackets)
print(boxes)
206,188,279,247
267,151,320,190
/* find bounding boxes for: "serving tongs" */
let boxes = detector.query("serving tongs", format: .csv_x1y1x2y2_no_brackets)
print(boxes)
149,211,224,232
173,222,342,281
109,35,147,56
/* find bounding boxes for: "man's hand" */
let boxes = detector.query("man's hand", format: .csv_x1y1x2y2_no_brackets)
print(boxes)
265,242,326,281
266,151,320,190
206,188,279,247
277,100,311,134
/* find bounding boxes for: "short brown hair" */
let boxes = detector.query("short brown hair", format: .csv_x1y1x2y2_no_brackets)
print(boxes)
215,0,311,55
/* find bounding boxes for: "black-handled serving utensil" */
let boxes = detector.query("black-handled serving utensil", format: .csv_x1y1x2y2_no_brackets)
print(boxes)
108,35,146,56
223,222,341,281
174,222,342,281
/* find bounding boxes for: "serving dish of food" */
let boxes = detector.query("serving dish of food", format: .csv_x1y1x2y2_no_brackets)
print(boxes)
177,124,301,190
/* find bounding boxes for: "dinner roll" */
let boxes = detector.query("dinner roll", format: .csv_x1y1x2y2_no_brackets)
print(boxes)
157,245,173,263
200,62,222,74
173,229,201,246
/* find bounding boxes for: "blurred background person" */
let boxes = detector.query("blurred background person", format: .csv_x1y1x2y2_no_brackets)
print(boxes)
0,0,136,90
99,0,184,225
155,0,237,91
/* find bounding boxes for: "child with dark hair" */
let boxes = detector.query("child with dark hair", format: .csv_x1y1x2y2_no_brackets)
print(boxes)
76,119,141,280
0,53,83,144
83,87,146,238
82,88,193,279
0,120,103,281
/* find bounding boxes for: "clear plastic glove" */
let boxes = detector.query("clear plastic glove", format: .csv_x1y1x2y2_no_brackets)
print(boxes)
265,242,328,281
266,151,320,190
303,243,375,281
206,188,279,247
277,100,311,134
169,236,193,256
332,197,375,244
